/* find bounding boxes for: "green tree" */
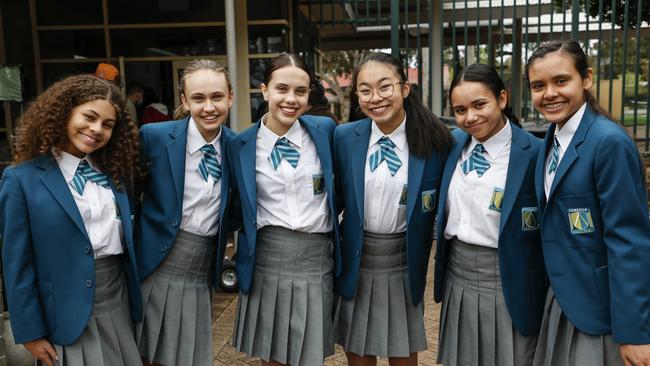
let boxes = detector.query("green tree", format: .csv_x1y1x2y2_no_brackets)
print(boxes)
553,0,649,28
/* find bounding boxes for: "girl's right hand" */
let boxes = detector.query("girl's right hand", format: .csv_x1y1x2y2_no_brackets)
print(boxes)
23,338,58,366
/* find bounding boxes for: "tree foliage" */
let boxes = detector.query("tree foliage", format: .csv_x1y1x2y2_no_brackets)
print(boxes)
553,0,650,28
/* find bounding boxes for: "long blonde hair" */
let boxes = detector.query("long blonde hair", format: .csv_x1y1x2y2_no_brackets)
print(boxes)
173,59,232,119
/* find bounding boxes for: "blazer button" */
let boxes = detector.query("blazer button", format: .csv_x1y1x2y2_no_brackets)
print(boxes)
249,250,253,257
85,280,93,288
355,249,360,257
83,246,92,255
161,245,169,253
172,220,179,227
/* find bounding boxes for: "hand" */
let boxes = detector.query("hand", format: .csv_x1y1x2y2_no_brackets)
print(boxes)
620,344,650,366
23,338,58,366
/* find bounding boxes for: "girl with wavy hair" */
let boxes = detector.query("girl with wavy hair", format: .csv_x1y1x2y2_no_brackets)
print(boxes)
0,74,142,366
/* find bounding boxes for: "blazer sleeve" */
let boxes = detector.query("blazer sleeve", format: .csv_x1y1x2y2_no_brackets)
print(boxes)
0,168,49,343
595,132,650,344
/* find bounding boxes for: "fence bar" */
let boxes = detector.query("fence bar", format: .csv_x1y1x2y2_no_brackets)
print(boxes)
488,0,493,67
646,41,649,151
584,0,590,53
561,0,566,39
464,0,469,67
620,0,629,127
404,0,408,69
633,0,642,135
499,0,505,79
596,0,603,100
571,0,580,40
607,0,616,115
391,0,399,58
416,0,422,95
428,0,433,108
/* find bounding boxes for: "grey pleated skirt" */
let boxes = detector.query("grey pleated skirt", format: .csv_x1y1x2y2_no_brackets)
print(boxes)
136,229,216,366
232,226,335,366
53,255,141,366
532,288,622,366
437,239,537,366
336,231,427,358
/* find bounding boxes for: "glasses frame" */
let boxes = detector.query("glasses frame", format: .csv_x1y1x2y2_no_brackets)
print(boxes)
356,81,403,102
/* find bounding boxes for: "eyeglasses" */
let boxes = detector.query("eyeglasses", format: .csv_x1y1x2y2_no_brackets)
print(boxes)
356,81,403,102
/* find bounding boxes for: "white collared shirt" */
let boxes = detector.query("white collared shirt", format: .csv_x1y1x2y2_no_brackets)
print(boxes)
364,117,409,234
544,103,586,198
255,116,332,233
444,121,513,248
179,117,222,236
54,150,124,259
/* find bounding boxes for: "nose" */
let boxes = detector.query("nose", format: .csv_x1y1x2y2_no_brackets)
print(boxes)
467,108,479,122
544,85,558,99
285,90,297,103
369,89,383,103
89,120,102,132
204,99,215,111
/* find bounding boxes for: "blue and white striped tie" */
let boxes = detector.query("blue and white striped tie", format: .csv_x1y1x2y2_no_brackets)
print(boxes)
269,137,300,169
198,144,222,182
71,160,111,195
547,137,560,174
461,144,491,177
369,136,402,176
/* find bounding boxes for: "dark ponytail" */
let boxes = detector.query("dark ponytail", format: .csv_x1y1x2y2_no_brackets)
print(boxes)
525,40,617,122
449,63,522,128
351,52,452,157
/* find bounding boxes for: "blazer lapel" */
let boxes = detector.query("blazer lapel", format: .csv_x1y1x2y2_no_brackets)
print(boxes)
535,127,554,210
238,123,259,216
406,153,425,224
351,119,371,223
218,127,233,220
166,118,189,210
301,118,335,209
111,183,133,246
499,127,531,233
38,156,89,240
439,131,470,225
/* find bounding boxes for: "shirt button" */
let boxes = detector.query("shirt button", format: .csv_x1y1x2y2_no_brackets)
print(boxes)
85,280,93,288
161,245,169,253
83,246,92,255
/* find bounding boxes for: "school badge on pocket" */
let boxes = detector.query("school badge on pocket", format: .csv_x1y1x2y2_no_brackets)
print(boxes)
399,184,408,206
421,189,436,212
568,208,595,234
521,207,539,231
489,187,504,212
312,174,325,195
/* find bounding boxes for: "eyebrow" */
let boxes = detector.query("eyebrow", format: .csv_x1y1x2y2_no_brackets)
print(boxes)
358,77,392,86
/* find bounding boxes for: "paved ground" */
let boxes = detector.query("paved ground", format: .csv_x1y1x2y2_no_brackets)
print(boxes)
211,251,442,365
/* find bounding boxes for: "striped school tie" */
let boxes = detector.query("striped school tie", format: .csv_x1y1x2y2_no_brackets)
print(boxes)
369,136,402,176
547,137,560,174
461,143,490,177
198,144,222,182
71,160,111,195
269,137,300,169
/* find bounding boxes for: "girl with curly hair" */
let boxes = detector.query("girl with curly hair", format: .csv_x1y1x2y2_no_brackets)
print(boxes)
0,74,143,366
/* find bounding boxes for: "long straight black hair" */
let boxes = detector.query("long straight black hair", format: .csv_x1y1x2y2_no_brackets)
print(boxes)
449,63,522,128
350,52,451,157
524,40,616,122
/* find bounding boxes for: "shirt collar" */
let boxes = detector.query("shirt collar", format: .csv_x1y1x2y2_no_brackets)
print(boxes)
554,102,586,150
52,149,101,183
465,119,512,159
259,114,303,152
187,117,221,155
370,115,407,151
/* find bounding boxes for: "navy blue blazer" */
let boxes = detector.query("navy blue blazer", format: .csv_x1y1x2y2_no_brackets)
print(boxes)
333,118,447,306
226,115,341,294
433,126,547,336
535,106,650,344
0,155,142,346
136,118,236,289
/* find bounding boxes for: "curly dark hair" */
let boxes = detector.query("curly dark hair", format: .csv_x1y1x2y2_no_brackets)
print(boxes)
13,74,140,192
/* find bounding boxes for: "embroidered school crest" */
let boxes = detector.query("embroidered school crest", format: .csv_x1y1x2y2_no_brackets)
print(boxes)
568,208,595,234
312,174,324,195
399,184,408,206
421,189,436,212
521,207,539,231
489,187,504,212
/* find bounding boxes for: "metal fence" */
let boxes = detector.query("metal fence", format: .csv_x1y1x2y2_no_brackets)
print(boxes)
300,0,650,152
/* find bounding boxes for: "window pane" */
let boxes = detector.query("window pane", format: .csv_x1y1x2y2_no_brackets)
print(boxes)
108,0,224,24
248,25,289,54
111,27,226,57
36,0,103,26
42,63,99,89
40,30,106,59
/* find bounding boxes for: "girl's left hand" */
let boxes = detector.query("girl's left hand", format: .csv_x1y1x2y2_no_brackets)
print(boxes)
620,344,650,366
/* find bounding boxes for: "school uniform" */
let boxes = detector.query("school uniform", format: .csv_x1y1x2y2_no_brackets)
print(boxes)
135,117,235,366
228,114,340,366
0,152,142,366
434,122,547,366
532,104,650,366
333,117,446,358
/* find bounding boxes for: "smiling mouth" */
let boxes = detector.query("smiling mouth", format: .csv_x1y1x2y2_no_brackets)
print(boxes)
543,102,566,110
280,106,299,114
202,115,220,121
80,132,100,143
369,105,389,113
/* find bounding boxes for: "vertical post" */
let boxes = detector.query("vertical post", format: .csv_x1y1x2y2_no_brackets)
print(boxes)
429,0,442,115
27,0,42,92
511,17,523,120
571,0,580,41
0,3,12,152
391,0,399,58
225,0,251,132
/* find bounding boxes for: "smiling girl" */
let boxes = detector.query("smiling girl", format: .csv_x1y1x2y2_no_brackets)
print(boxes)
135,59,236,366
228,53,340,366
526,40,650,366
0,74,142,366
434,63,546,366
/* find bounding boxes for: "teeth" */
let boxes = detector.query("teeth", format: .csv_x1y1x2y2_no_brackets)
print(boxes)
203,115,218,121
80,133,98,143
545,102,564,109
370,106,388,113
281,107,298,114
